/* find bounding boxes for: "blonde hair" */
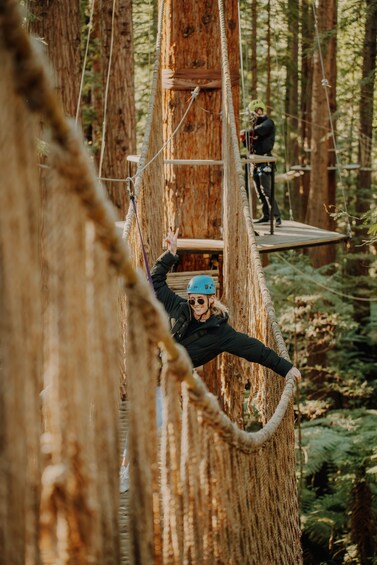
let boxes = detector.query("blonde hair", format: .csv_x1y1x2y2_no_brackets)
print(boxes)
210,297,229,318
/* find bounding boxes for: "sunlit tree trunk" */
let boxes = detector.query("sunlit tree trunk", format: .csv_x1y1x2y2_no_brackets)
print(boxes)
96,0,136,217
284,0,299,220
306,0,337,267
299,0,313,221
251,0,258,96
162,0,239,267
162,0,240,401
28,0,81,117
348,0,377,327
266,0,271,108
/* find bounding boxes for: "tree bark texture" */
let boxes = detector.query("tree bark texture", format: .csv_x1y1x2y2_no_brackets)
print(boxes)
28,0,81,118
251,0,258,97
300,0,313,221
284,0,299,219
162,0,240,272
97,0,137,217
348,0,377,325
306,0,337,267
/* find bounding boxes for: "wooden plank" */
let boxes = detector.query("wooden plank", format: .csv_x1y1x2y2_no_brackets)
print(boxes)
127,154,276,165
127,155,223,165
115,221,348,255
254,220,348,253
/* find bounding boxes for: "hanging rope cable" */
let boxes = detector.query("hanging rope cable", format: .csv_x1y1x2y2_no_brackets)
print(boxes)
128,86,201,184
98,0,117,177
312,1,352,238
75,0,96,125
276,253,377,302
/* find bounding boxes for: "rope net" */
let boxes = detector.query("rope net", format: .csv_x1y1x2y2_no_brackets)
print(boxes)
0,0,301,564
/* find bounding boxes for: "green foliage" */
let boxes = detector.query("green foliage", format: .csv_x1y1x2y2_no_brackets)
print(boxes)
298,410,377,563
362,208,377,244
265,251,376,412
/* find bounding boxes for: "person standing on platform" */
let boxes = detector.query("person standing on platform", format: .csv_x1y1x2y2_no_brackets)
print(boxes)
241,99,282,227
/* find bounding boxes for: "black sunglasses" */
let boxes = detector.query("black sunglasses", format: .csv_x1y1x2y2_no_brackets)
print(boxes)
189,297,206,306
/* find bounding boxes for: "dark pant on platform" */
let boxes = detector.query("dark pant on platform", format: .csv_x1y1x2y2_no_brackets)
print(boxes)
253,171,281,220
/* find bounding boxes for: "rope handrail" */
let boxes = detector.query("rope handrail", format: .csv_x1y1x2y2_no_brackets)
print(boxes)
3,0,299,452
217,0,296,429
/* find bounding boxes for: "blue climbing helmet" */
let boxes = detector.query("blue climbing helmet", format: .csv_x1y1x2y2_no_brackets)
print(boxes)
186,274,216,295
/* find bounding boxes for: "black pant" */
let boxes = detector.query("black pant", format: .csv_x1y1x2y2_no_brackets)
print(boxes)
253,169,280,220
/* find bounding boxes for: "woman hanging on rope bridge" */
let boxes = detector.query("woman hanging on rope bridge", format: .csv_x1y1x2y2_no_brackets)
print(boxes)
153,228,301,380
120,228,301,492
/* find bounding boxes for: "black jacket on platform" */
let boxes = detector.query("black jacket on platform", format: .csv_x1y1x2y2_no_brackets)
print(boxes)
245,114,275,156
151,251,293,378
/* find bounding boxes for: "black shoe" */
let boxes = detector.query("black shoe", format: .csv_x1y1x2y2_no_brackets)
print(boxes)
275,218,282,227
254,217,270,224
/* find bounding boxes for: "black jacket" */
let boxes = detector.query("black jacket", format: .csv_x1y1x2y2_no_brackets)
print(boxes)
245,114,275,156
151,251,292,377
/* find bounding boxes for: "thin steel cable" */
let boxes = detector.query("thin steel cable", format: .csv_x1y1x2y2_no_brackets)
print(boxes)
128,87,200,184
312,0,352,238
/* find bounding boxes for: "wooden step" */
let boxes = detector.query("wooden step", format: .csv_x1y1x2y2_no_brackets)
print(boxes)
167,238,224,254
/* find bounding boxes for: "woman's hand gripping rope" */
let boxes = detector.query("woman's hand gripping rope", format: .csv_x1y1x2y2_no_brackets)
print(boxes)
285,366,302,383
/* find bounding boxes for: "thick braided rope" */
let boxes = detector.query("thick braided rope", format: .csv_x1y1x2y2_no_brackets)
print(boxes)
3,0,296,450
217,0,294,380
121,0,165,239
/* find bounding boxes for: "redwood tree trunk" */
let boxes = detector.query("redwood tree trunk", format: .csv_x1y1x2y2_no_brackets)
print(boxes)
284,0,299,219
306,0,337,267
349,0,377,326
28,0,81,117
97,0,136,217
162,0,240,397
251,0,258,97
162,0,240,271
299,0,314,221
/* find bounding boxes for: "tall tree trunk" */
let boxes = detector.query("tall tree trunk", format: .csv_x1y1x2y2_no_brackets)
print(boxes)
348,0,377,326
284,0,299,220
299,0,313,221
266,0,271,108
162,0,239,266
162,0,240,397
28,0,81,117
251,0,258,96
306,0,337,267
97,0,136,217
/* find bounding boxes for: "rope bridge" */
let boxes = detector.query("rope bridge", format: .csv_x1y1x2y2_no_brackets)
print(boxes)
0,1,301,564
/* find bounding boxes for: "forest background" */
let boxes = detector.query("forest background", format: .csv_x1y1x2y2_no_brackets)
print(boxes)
27,0,377,563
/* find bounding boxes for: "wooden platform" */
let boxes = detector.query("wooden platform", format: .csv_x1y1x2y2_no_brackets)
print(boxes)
115,220,348,255
253,219,348,253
